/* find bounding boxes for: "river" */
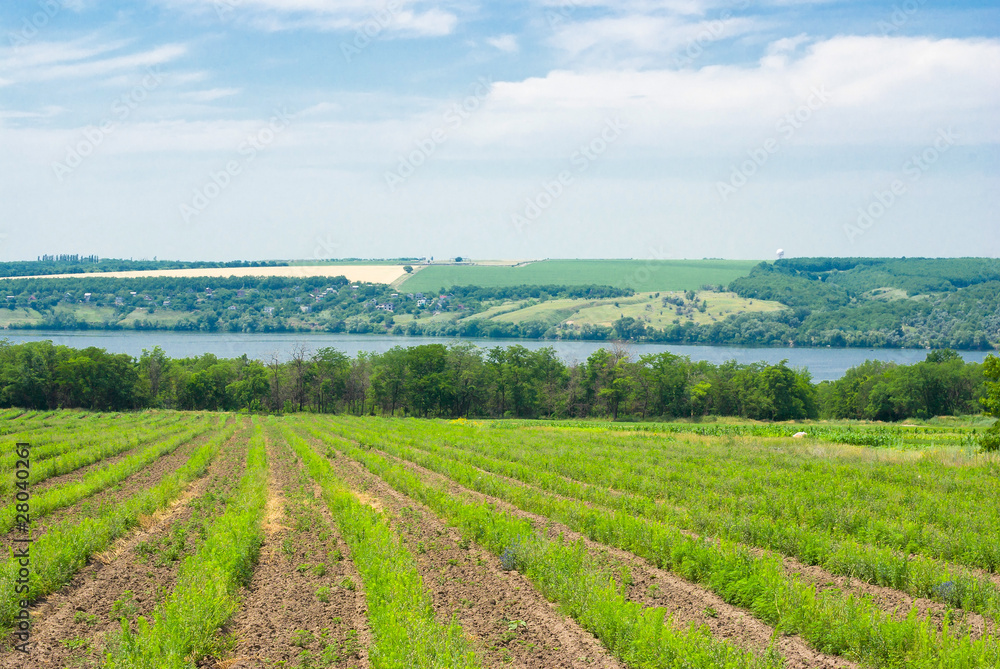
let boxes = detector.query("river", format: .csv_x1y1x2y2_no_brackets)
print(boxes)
0,330,994,382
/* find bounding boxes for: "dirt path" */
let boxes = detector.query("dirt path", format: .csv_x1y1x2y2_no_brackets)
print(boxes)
322,437,855,669
0,421,250,667
308,437,628,669
218,428,371,669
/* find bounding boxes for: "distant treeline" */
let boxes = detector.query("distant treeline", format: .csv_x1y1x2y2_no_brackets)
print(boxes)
0,275,630,334
0,258,289,278
0,340,994,427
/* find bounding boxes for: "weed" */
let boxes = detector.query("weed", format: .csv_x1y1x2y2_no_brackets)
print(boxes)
74,610,98,626
291,629,315,647
110,591,138,621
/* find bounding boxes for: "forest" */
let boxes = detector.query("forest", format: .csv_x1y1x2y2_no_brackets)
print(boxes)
0,339,995,431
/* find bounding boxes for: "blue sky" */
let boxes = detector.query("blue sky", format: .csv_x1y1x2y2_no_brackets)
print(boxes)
1,0,997,261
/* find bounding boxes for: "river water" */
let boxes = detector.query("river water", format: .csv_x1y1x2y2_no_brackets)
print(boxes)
0,330,994,382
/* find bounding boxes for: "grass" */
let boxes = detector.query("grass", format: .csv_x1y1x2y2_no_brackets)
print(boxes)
0,307,44,326
398,259,762,293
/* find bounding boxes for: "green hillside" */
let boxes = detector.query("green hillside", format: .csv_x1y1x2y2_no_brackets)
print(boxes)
399,259,760,293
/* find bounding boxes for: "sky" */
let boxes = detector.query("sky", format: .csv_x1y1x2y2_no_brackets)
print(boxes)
0,0,998,262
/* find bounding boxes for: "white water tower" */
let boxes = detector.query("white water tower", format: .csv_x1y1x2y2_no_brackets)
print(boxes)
776,249,785,260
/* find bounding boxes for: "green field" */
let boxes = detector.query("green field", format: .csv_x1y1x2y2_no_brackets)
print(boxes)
400,259,762,293
3,410,997,666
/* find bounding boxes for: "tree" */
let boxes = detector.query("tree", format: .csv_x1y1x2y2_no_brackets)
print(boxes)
138,346,171,407
403,265,413,273
227,361,269,411
980,354,1000,452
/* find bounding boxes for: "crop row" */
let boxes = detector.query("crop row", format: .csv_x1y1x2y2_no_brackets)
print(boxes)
497,419,973,448
358,418,1000,616
0,415,221,533
0,414,205,499
107,420,265,668
294,421,793,669
383,418,1000,573
305,416,1000,668
280,423,483,669
0,412,185,472
0,419,238,631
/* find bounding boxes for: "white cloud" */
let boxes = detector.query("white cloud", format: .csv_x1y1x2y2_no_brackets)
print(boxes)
475,36,1000,149
486,34,519,53
157,0,460,37
548,13,757,60
0,39,186,85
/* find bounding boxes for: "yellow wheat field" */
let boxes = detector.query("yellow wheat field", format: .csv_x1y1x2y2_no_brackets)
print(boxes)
3,265,408,284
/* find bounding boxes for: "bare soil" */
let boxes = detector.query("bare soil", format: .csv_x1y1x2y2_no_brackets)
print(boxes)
0,421,251,667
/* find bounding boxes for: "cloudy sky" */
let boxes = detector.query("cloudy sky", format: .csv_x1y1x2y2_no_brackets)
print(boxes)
1,0,997,262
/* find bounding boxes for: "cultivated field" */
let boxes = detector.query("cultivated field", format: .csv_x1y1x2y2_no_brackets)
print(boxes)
1,410,998,667
398,259,762,293
3,266,408,284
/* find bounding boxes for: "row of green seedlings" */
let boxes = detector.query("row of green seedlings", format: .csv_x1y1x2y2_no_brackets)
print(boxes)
296,424,784,669
0,412,187,473
0,413,199,495
0,420,239,632
0,412,158,464
0,418,219,532
0,410,65,436
502,419,920,448
105,420,267,668
0,411,123,443
308,419,1000,668
366,418,1000,617
378,417,1000,575
382,416,996,570
278,424,483,669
